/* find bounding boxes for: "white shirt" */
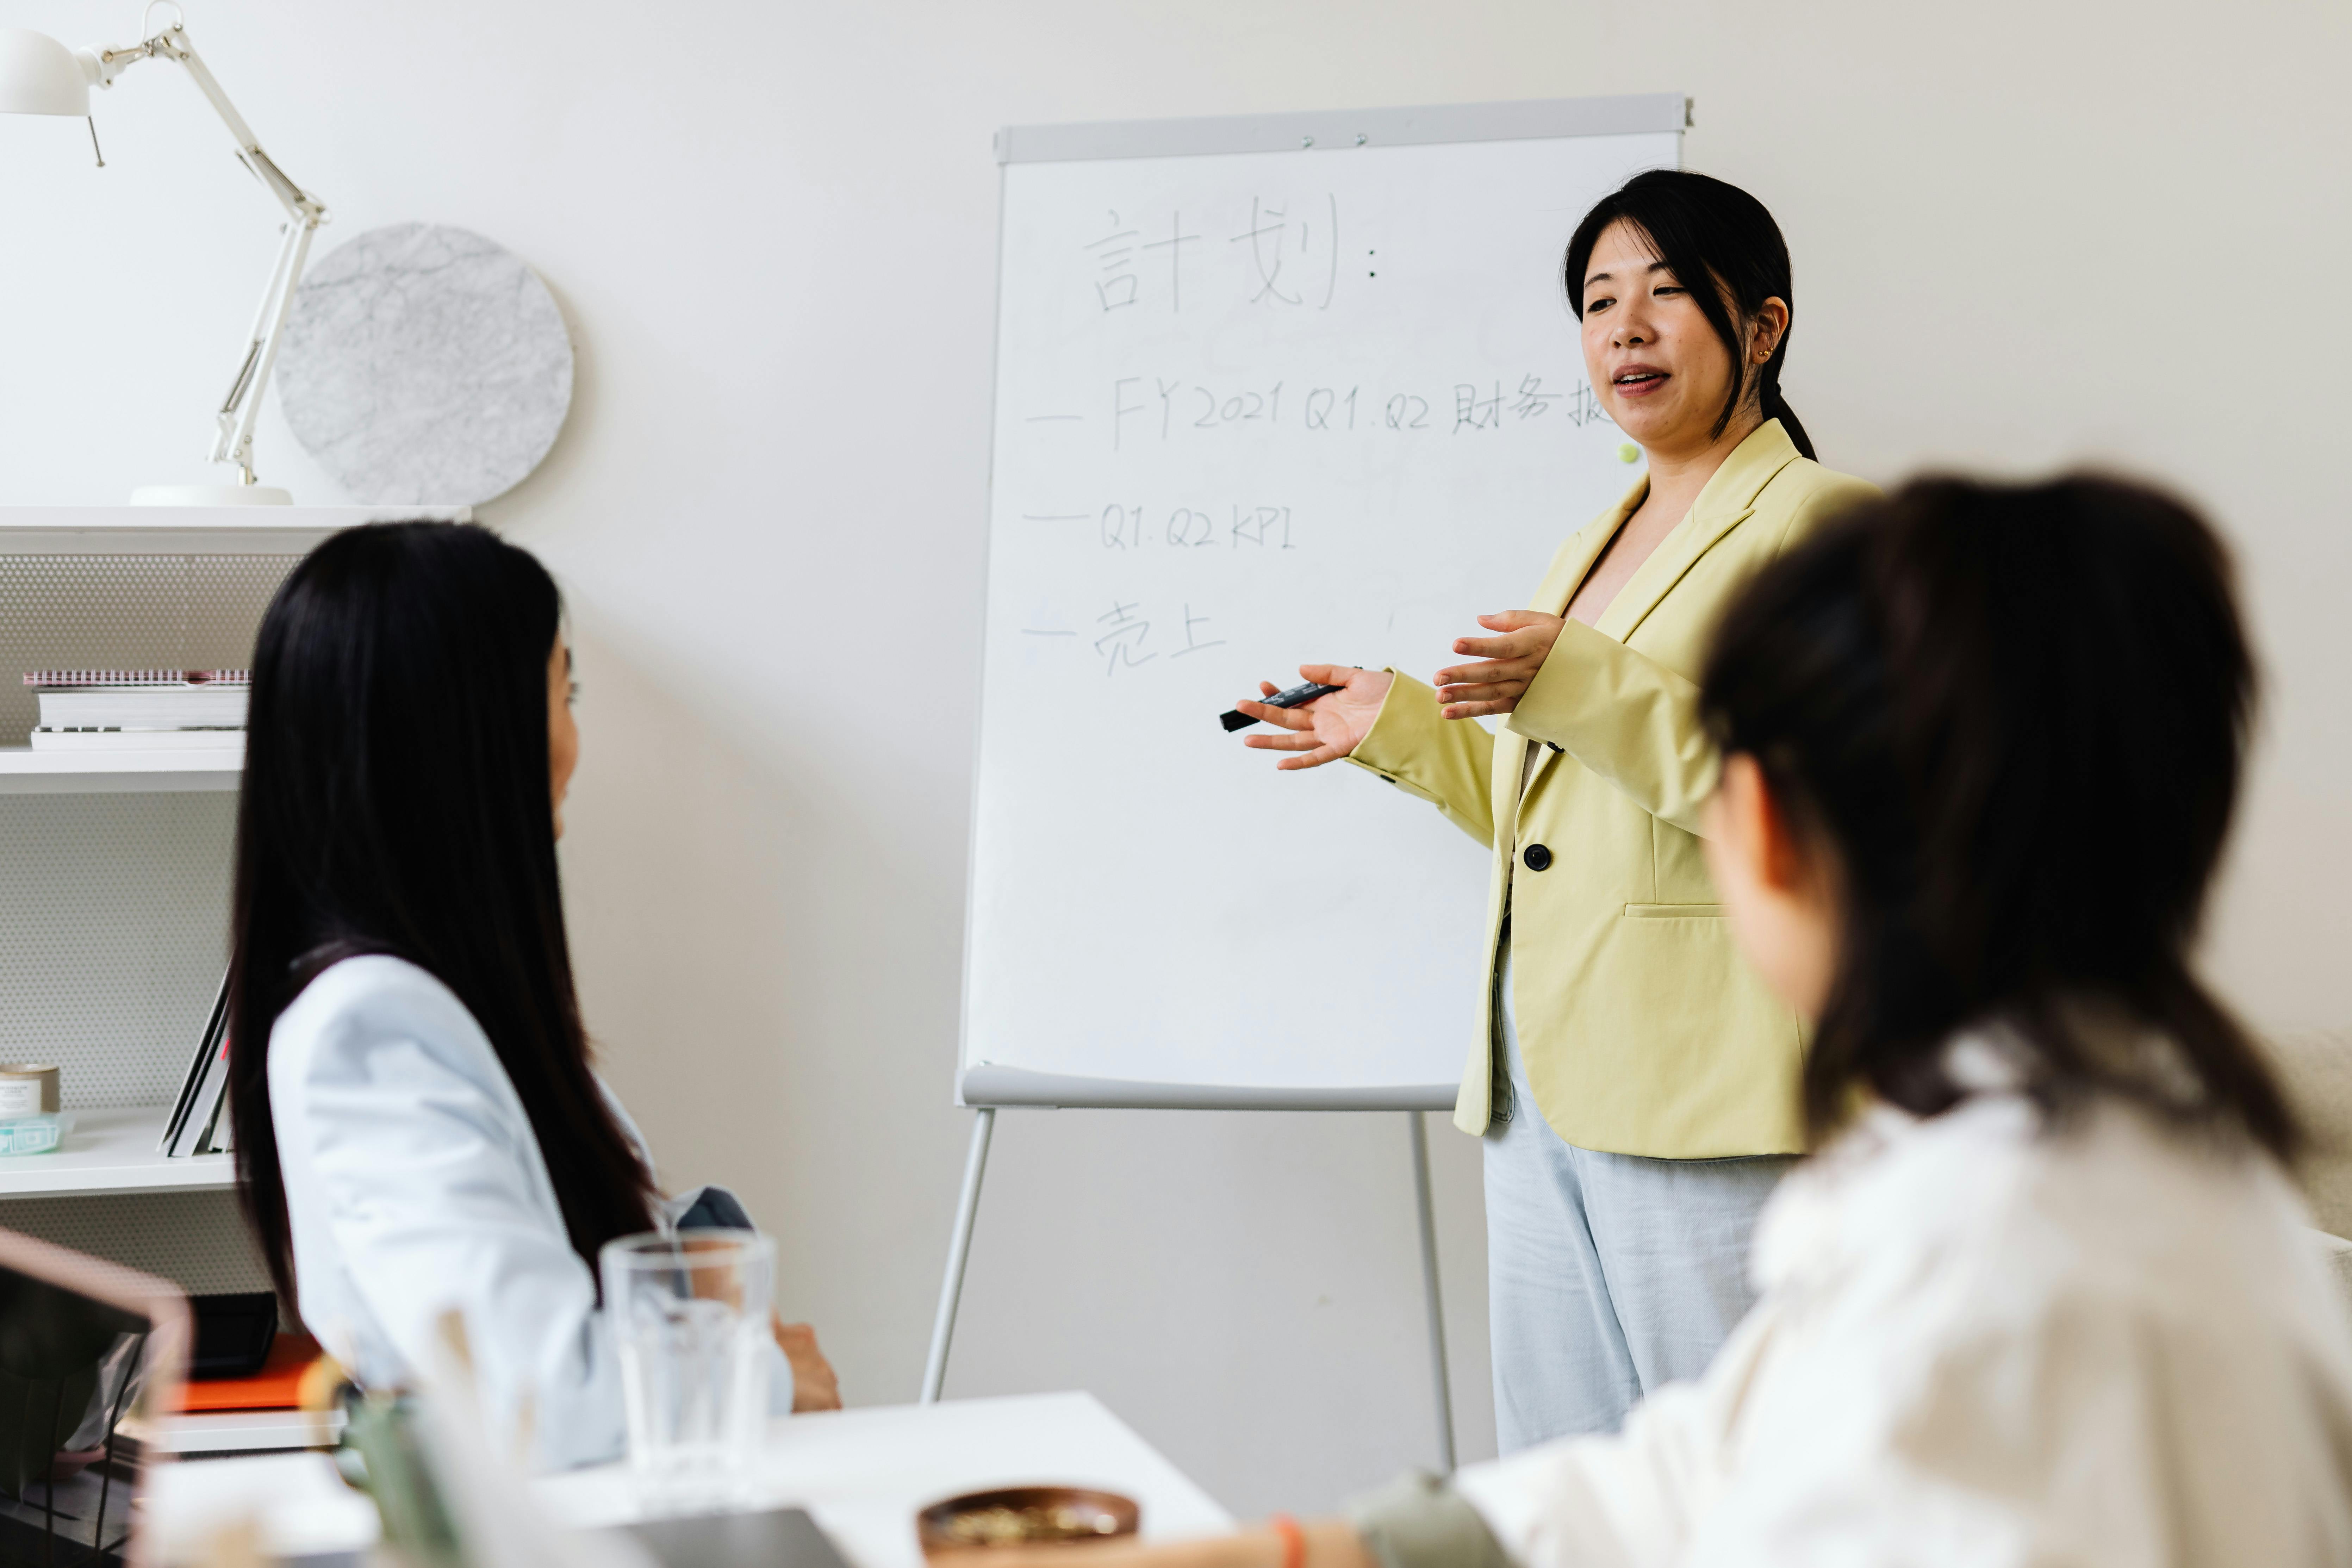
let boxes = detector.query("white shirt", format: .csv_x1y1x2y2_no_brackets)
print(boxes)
1450,1058,2352,1566
268,954,791,1470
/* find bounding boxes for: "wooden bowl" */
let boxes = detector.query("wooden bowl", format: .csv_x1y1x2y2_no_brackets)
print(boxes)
918,1487,1141,1557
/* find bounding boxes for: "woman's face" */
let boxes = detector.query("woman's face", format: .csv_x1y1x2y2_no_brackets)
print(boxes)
548,637,578,841
1578,219,1777,456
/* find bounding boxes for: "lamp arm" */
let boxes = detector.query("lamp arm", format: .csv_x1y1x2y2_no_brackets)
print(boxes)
207,213,318,479
81,18,327,484
83,24,324,224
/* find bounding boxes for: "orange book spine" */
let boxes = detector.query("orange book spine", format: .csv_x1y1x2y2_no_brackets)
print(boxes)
176,1332,325,1413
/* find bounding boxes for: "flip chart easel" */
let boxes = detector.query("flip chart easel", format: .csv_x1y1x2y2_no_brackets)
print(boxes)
926,1077,1460,1467
930,94,1691,1470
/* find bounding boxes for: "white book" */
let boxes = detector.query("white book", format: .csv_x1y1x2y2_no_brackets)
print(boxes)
29,729,245,753
117,1407,343,1455
162,975,231,1153
171,1039,232,1159
36,688,248,728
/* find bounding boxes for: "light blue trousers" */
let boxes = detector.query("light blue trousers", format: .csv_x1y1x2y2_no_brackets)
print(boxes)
1483,947,1793,1452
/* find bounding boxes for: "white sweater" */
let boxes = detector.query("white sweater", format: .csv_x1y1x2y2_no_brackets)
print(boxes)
267,954,790,1470
1434,1061,2352,1565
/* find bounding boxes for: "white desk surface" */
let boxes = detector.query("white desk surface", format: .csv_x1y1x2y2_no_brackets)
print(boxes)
147,1451,381,1563
541,1392,1234,1567
147,1392,1234,1567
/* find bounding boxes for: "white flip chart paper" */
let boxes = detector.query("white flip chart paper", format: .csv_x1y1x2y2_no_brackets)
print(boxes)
965,104,1680,1105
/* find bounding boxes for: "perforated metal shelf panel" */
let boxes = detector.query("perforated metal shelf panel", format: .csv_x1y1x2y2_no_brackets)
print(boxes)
0,794,233,1106
0,1191,269,1297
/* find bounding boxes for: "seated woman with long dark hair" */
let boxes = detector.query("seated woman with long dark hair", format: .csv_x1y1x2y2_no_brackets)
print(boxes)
993,477,2352,1565
225,521,838,1469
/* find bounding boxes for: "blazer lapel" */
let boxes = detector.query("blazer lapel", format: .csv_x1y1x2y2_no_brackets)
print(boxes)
1595,420,1801,645
1535,483,1641,617
1513,478,1646,811
1519,422,1802,807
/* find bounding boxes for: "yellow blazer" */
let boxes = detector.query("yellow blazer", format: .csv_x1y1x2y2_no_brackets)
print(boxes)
1348,421,1878,1156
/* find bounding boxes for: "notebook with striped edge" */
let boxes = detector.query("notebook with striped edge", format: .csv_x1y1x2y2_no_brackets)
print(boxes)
23,670,250,689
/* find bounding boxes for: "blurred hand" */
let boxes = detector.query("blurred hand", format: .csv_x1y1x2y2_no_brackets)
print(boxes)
1231,665,1394,770
775,1318,841,1412
1433,612,1565,719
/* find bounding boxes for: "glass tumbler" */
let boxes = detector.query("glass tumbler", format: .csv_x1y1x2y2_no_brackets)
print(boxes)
600,1228,775,1512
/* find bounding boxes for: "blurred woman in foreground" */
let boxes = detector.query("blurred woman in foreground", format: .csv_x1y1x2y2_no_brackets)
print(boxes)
1051,475,2352,1563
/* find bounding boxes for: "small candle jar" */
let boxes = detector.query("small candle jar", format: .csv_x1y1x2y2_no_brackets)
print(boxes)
0,1065,61,1120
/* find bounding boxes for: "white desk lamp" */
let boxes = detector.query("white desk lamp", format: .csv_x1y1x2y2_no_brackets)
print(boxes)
0,3,325,505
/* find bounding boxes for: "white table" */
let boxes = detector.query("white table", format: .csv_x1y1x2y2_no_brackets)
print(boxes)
145,1451,381,1563
148,1392,1233,1566
541,1393,1233,1567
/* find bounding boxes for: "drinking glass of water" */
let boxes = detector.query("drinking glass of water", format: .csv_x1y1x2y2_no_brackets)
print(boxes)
601,1228,775,1513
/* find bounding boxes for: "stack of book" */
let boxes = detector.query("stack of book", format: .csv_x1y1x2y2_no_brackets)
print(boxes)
162,976,234,1157
22,668,248,752
122,1327,342,1455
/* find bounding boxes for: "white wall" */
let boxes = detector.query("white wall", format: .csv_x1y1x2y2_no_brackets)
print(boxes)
3,0,2347,1517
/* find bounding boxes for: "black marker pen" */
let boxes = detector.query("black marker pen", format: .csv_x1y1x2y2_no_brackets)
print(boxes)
1220,680,1344,733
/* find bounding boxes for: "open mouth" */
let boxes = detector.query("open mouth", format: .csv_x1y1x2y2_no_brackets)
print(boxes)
1612,369,1668,394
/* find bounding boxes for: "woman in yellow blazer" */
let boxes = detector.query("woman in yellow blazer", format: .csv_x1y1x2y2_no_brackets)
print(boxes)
1234,171,1875,1450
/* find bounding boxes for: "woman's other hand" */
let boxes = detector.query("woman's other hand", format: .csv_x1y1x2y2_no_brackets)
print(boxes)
775,1318,842,1412
1435,612,1566,719
1232,665,1393,770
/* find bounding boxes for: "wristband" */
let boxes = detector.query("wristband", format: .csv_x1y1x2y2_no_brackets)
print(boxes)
1270,1513,1307,1568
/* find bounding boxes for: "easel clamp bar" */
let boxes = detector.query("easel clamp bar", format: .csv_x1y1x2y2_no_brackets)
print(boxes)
958,1065,1456,1113
996,92,1689,165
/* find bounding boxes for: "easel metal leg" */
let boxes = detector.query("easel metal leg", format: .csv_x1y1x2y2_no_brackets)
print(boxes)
1409,1110,1456,1472
922,1106,996,1405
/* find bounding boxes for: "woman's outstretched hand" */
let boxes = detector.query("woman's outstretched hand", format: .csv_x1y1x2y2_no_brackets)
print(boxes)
774,1317,842,1412
1435,611,1566,719
1231,665,1393,770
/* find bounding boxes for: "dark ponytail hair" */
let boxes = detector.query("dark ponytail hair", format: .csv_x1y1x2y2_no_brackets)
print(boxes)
1698,476,2294,1158
229,522,658,1305
1564,169,1815,460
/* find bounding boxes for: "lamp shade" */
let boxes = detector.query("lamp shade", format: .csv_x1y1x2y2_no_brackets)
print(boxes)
0,29,89,117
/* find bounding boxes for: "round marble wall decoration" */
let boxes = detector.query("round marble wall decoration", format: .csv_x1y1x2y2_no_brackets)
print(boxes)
276,223,574,506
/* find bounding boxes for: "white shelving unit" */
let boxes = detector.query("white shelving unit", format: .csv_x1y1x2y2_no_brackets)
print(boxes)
0,1108,236,1198
0,747,243,795
0,506,468,1274
0,505,463,555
